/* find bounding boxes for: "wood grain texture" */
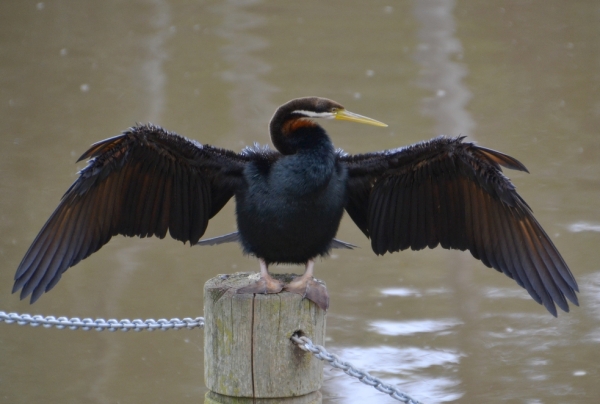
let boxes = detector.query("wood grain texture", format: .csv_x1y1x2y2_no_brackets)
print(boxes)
204,272,326,399
204,391,322,404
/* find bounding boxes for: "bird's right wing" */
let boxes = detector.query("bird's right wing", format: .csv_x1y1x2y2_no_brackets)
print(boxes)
14,124,249,303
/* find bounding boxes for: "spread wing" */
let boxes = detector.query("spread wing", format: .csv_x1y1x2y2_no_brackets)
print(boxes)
14,124,249,303
338,136,578,316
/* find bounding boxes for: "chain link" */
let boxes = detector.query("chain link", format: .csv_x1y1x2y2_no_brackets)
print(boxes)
0,311,204,332
1,310,421,402
291,334,423,404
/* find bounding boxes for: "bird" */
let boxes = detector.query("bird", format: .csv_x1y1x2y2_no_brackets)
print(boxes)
12,97,578,315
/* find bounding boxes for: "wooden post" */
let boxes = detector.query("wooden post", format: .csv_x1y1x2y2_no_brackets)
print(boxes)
204,272,326,404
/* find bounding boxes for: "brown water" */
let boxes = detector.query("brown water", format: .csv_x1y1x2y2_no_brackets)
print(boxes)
1,1,599,403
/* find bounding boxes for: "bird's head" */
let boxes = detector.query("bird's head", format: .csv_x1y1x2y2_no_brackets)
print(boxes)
270,97,387,155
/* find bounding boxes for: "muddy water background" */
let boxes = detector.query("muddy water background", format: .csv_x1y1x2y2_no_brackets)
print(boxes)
1,1,599,403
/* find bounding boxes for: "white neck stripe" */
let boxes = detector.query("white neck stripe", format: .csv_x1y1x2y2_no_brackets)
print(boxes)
291,110,335,119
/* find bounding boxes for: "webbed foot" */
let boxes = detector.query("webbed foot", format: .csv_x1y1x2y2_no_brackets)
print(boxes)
237,258,284,295
284,277,329,311
237,276,284,295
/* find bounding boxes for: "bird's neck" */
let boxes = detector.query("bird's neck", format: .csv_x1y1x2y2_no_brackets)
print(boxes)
272,126,337,194
270,118,334,156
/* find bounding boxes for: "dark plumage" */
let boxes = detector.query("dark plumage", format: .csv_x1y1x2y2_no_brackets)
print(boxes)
13,97,578,315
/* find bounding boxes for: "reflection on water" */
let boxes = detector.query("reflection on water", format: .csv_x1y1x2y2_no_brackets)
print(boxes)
140,0,170,123
212,0,277,141
568,222,600,233
381,287,422,297
323,345,463,403
581,272,600,343
369,318,462,336
482,286,532,300
381,287,451,298
413,0,474,138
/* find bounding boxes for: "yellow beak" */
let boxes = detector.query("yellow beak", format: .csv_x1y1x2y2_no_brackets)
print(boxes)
334,109,388,127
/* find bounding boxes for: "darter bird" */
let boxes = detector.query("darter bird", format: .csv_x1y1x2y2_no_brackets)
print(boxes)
13,97,578,315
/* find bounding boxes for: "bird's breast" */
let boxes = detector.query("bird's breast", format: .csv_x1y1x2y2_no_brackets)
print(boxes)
234,156,347,263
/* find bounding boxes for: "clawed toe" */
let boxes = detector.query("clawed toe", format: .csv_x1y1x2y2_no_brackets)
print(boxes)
237,258,328,310
237,258,284,295
284,278,329,311
237,277,284,295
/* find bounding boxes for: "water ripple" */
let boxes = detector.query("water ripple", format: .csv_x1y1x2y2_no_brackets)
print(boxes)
568,222,600,233
370,318,462,336
323,345,463,403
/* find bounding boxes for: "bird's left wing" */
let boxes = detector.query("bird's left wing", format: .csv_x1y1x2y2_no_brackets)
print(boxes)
14,124,249,303
338,136,578,316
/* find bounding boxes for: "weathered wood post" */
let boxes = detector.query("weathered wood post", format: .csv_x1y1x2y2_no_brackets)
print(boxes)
204,272,326,404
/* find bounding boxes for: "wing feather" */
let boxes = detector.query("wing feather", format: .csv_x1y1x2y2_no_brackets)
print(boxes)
137,157,160,238
410,179,421,249
368,180,387,254
485,193,508,276
14,124,248,303
339,136,578,315
388,179,402,252
398,182,412,251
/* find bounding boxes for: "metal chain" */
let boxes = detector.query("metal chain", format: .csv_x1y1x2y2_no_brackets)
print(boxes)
0,311,204,332
1,311,420,402
291,334,423,404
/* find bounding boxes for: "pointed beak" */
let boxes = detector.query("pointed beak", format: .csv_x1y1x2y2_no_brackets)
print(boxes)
333,109,388,127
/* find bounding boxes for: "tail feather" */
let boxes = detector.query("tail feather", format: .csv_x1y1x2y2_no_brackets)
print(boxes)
196,231,356,250
196,232,240,246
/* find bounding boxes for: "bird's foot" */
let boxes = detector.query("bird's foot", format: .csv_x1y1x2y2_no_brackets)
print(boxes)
237,275,284,295
284,277,329,311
